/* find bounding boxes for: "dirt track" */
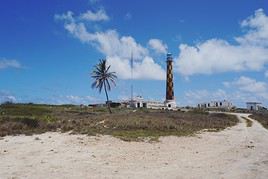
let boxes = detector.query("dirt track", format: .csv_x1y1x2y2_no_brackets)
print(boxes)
0,113,268,179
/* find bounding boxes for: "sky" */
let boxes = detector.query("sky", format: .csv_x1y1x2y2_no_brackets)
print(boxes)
0,0,268,107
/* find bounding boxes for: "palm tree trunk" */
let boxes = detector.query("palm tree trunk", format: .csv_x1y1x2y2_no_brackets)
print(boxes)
104,81,112,113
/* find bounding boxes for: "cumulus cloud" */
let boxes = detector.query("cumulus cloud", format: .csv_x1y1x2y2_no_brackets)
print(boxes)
184,89,229,106
55,10,165,80
63,95,97,104
0,91,16,103
0,59,22,69
236,9,268,47
44,95,100,105
148,39,168,54
224,76,268,100
175,9,268,76
55,11,147,58
183,76,268,107
107,56,165,80
80,9,109,22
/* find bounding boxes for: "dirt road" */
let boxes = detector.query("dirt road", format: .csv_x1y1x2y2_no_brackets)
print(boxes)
0,113,268,179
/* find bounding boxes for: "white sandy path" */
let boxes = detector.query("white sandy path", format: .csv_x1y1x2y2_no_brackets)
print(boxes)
0,113,268,179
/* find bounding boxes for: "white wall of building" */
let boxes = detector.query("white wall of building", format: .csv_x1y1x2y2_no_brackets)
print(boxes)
246,102,262,111
197,100,233,109
127,96,176,110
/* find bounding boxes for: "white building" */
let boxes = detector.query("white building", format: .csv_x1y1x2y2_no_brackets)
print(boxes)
164,100,177,110
146,101,166,110
197,100,233,110
128,96,170,110
129,96,144,108
246,102,262,111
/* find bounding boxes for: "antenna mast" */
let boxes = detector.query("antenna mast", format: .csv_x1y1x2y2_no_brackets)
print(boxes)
131,51,134,102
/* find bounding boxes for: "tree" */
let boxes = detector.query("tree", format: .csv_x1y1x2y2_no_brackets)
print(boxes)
91,59,117,113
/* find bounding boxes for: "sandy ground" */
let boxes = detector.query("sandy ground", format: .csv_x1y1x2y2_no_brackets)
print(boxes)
0,113,268,179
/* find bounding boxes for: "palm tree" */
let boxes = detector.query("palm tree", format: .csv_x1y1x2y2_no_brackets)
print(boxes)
91,59,117,113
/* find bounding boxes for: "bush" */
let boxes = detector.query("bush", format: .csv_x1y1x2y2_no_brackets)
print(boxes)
0,104,239,141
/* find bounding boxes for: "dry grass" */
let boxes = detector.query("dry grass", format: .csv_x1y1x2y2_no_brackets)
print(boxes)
250,112,268,129
0,104,239,141
242,117,253,127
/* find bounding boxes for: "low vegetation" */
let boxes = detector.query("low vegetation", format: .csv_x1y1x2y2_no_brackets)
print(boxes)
250,112,268,129
0,103,239,141
242,117,253,127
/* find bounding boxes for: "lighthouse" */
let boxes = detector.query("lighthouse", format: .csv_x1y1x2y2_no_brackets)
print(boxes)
165,53,176,109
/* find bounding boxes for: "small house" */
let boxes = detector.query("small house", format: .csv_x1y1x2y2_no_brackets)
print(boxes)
246,102,262,111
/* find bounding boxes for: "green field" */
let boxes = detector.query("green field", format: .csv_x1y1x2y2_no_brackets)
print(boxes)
0,103,239,141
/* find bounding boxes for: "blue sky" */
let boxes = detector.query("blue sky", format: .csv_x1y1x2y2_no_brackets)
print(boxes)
1,0,268,107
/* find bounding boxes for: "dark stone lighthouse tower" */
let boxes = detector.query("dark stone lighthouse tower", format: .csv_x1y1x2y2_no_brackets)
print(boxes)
165,53,176,109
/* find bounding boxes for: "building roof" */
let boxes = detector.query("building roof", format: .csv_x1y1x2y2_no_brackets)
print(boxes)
246,102,262,104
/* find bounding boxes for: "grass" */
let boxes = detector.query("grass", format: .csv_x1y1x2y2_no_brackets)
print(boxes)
0,103,239,141
250,112,268,129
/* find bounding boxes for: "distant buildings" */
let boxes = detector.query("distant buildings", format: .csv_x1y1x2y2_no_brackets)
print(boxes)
197,100,233,110
129,96,144,108
246,102,266,111
129,96,166,110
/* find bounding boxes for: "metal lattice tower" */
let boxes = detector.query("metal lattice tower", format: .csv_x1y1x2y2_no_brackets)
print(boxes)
130,52,134,102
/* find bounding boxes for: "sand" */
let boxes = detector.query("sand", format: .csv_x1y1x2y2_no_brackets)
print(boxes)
0,113,268,179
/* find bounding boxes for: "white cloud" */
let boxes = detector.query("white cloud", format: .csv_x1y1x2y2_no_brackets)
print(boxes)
94,30,148,59
0,59,22,69
48,95,99,105
175,9,268,76
0,91,16,103
183,76,268,107
55,12,147,59
224,76,268,100
64,95,96,104
80,9,109,22
148,39,168,54
55,11,74,22
236,9,268,47
107,56,165,80
184,89,229,106
55,10,165,80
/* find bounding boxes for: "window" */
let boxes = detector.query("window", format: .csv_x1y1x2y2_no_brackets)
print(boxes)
143,103,147,108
